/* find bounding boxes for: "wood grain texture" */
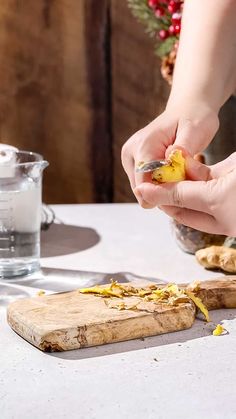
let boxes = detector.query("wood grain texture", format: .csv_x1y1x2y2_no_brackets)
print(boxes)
7,282,196,352
0,0,111,203
111,0,170,202
7,277,236,352
191,277,236,310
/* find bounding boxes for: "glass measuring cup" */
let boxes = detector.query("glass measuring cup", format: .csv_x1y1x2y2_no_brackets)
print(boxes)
0,150,48,278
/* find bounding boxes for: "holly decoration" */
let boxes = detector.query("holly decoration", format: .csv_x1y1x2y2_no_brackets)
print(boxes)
127,0,184,84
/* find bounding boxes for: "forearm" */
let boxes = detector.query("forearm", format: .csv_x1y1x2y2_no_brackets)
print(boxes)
167,0,236,113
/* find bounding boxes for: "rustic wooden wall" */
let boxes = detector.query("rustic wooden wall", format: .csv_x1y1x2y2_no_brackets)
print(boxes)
0,0,169,203
0,0,112,203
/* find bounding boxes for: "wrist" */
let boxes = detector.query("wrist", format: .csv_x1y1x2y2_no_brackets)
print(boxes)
166,92,221,116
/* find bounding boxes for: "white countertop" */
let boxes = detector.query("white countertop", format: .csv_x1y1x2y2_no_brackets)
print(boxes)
1,204,236,419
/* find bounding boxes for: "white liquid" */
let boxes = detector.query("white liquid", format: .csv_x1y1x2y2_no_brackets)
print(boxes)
0,184,41,233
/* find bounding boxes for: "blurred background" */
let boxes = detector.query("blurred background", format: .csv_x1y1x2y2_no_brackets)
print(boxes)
0,0,235,204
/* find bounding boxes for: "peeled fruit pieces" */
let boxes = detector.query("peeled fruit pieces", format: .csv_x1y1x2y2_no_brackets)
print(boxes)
152,150,186,183
80,280,210,322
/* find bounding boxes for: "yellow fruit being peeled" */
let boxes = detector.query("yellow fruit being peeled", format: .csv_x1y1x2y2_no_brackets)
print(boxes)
152,150,186,183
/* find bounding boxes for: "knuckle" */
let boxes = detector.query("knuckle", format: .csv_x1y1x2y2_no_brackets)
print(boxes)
121,130,144,166
206,179,221,213
170,186,183,207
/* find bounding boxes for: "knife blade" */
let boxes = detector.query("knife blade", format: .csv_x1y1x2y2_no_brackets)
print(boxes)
136,160,167,173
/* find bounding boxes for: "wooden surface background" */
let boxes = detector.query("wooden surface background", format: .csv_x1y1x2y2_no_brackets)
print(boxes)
0,0,234,203
0,0,112,203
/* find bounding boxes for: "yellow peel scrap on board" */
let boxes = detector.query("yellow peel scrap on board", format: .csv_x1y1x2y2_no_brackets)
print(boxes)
37,290,45,297
185,290,210,322
138,289,152,297
79,286,122,298
79,280,210,322
166,283,183,296
213,324,226,336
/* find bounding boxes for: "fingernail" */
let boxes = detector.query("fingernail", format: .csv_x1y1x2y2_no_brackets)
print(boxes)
165,145,189,159
198,164,211,180
134,187,151,208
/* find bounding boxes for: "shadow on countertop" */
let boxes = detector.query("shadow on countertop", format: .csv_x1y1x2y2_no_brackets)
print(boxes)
6,268,164,292
41,223,100,257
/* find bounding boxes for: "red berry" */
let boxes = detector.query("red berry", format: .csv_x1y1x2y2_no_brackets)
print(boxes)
148,0,159,9
171,12,181,25
169,22,181,35
158,29,169,40
155,7,164,17
168,1,180,14
168,25,175,35
174,24,181,34
169,0,180,5
168,4,177,14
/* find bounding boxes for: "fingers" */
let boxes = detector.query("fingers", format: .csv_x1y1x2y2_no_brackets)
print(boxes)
133,129,169,187
121,116,177,193
134,187,155,209
121,140,155,192
160,205,218,234
165,146,211,181
171,120,203,156
135,180,212,213
210,152,236,178
166,111,219,157
121,148,136,190
185,157,211,181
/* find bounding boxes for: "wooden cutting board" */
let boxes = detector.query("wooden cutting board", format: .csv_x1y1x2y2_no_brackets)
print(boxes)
7,277,236,352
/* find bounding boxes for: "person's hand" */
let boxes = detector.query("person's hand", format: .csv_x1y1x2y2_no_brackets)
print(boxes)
121,103,219,196
134,153,236,236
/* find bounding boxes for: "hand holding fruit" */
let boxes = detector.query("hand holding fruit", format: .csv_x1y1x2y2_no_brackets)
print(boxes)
135,152,236,237
121,104,219,193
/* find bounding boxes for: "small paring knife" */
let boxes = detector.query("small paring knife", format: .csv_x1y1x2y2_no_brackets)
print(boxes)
136,160,167,173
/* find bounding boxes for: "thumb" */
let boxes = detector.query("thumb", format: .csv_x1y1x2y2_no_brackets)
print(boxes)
185,155,210,181
173,120,204,155
168,113,218,156
135,180,211,213
210,152,236,178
